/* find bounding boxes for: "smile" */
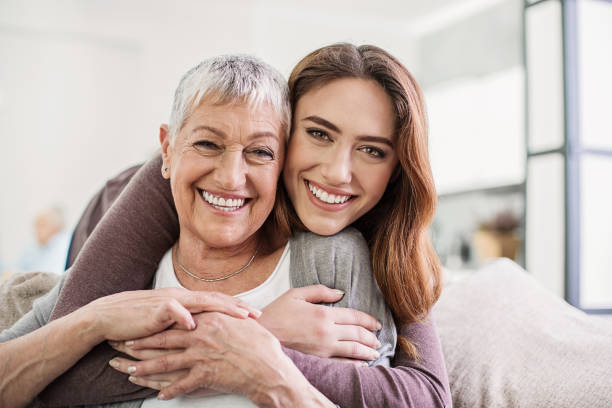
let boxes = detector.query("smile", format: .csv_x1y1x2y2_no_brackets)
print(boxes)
307,181,352,204
201,189,247,212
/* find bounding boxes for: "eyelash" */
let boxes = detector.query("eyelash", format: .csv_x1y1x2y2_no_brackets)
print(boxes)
194,140,274,160
307,128,386,159
248,148,275,160
194,140,220,150
359,146,386,158
307,128,331,142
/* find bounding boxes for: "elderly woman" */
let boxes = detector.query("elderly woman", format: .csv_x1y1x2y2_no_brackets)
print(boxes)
0,55,395,408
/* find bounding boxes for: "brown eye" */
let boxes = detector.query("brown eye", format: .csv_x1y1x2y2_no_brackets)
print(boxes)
307,128,331,142
358,146,386,158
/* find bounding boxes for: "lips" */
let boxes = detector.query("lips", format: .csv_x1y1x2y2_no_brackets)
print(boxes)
306,180,353,205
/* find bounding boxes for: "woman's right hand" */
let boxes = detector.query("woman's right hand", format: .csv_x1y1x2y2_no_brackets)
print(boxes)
80,287,260,343
257,285,382,361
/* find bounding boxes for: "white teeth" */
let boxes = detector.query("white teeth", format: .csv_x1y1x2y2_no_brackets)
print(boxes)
201,190,245,211
307,182,350,204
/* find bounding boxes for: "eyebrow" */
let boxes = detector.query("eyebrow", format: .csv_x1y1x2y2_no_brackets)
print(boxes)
302,115,394,147
192,125,279,141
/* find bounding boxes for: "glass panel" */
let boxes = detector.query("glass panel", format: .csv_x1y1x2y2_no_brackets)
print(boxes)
526,153,565,297
526,0,564,152
578,0,612,150
428,67,525,194
580,155,612,308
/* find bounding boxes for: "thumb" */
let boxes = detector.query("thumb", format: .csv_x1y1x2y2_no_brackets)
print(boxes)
293,285,344,304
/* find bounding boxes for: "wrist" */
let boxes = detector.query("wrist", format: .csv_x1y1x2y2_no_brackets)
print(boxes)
71,306,106,346
249,355,333,408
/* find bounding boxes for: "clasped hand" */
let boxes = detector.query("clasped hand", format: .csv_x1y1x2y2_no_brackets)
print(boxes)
107,285,382,400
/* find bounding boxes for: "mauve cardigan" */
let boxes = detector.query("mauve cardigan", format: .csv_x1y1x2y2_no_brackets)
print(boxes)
41,155,451,407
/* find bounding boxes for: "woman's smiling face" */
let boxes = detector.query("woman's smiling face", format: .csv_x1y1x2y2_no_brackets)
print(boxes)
283,77,398,236
162,100,284,250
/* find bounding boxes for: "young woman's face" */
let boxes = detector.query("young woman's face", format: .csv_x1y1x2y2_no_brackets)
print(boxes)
283,78,398,236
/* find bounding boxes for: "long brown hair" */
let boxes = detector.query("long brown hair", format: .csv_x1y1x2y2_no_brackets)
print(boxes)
283,43,442,359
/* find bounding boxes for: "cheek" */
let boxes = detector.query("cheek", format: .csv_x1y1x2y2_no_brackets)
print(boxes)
363,167,395,204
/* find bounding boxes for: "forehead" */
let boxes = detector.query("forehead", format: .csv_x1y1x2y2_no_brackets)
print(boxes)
182,100,284,141
294,78,396,137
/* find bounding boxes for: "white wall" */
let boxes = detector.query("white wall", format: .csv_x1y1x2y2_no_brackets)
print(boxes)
0,0,422,263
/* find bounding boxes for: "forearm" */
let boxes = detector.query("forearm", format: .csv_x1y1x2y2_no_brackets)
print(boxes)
251,352,335,408
0,309,100,408
50,154,178,320
283,319,451,408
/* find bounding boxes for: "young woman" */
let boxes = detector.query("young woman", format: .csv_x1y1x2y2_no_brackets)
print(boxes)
46,43,449,407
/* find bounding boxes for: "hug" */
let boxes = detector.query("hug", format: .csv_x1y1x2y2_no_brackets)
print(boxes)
0,43,450,407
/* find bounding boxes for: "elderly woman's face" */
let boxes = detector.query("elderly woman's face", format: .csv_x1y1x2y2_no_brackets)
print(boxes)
161,101,284,249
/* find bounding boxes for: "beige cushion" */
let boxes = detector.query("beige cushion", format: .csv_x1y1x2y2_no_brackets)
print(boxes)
0,271,60,332
434,258,612,408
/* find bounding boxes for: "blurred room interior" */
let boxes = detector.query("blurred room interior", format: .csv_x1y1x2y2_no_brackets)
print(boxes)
0,0,610,313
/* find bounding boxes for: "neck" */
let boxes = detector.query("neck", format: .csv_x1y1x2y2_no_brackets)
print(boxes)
174,230,260,281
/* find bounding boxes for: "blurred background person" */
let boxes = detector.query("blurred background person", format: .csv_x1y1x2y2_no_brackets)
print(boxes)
16,205,71,274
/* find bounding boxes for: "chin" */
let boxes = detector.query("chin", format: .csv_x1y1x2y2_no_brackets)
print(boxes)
303,219,344,237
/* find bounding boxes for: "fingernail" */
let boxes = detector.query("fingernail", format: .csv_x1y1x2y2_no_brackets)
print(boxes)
158,393,167,400
128,366,136,374
371,351,380,360
376,340,382,348
250,309,262,318
108,340,118,347
109,359,119,368
376,321,382,330
360,362,369,367
333,289,344,295
125,340,134,347
128,376,137,382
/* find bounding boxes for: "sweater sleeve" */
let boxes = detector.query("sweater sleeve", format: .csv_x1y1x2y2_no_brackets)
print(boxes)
283,317,452,408
289,228,396,367
38,154,178,407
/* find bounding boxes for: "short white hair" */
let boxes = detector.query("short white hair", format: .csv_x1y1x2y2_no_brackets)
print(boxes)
169,55,290,141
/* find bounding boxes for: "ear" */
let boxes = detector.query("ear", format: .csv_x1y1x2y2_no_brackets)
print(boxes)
160,124,173,179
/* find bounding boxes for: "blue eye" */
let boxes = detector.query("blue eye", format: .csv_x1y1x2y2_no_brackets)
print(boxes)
359,146,386,158
307,128,331,142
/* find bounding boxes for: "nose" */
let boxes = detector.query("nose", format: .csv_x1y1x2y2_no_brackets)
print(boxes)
320,146,352,186
213,150,246,190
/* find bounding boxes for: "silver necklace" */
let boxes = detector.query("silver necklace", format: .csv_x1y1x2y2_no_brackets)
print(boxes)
172,245,258,282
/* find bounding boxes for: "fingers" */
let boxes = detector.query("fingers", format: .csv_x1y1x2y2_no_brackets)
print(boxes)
128,375,171,390
158,375,204,401
334,340,380,362
331,307,381,331
109,353,188,376
291,285,345,304
179,290,261,319
336,325,381,350
125,329,190,350
127,369,190,390
108,340,183,360
153,299,196,331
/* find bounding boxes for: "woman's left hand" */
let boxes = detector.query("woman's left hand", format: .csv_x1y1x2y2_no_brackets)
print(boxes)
108,312,333,406
109,341,214,396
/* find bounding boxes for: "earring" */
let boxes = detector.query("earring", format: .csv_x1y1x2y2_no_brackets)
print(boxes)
164,168,168,173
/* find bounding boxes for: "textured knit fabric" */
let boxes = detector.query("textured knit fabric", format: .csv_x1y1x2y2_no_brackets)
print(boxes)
36,154,449,407
0,271,60,332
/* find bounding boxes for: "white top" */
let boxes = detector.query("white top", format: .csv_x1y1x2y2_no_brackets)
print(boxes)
142,243,291,408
